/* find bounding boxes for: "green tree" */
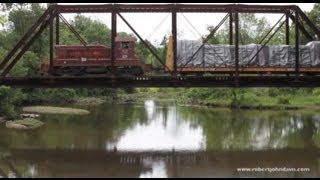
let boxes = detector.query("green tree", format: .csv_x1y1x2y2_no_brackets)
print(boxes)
59,15,112,46
4,3,48,56
206,13,271,45
0,15,5,27
307,3,320,36
135,35,168,69
0,86,25,119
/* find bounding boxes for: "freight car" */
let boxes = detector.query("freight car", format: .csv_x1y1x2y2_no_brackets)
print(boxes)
165,36,320,75
38,37,152,76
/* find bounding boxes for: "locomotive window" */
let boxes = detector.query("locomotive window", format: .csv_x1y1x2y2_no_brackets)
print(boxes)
121,42,130,49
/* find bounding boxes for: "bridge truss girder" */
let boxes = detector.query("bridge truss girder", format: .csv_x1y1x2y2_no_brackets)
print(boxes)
0,4,319,87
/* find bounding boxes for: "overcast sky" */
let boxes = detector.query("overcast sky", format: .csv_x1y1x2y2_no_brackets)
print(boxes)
59,3,315,45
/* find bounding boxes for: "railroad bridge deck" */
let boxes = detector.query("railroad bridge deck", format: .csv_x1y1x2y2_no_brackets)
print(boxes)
1,75,320,88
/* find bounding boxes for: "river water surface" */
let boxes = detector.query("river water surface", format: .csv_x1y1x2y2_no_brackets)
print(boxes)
0,100,319,178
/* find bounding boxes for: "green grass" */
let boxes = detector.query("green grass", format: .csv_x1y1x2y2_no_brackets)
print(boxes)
182,94,320,110
74,97,106,105
23,106,90,115
116,91,181,105
78,88,320,111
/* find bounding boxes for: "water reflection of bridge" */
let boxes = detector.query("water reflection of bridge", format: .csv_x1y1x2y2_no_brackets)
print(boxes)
1,148,319,178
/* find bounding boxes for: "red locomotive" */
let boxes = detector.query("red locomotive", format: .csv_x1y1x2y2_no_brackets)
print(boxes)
39,37,152,76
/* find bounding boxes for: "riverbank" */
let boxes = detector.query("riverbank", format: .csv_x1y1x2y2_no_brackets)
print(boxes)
179,101,314,110
179,91,320,110
105,88,320,111
115,91,180,105
0,117,6,124
2,88,320,121
24,87,320,111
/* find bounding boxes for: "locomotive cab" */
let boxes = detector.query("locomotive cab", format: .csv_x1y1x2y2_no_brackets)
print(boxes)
115,37,137,60
113,36,152,75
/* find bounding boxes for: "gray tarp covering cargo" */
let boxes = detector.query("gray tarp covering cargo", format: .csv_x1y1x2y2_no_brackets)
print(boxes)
177,40,203,67
231,44,269,67
177,39,316,67
306,41,320,66
268,45,311,67
202,44,269,67
203,45,233,67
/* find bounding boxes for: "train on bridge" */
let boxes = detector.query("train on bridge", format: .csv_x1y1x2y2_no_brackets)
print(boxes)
38,35,320,77
38,37,152,76
165,36,320,76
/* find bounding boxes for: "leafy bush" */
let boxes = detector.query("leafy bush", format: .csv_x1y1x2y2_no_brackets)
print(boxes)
312,88,320,96
25,88,77,104
277,96,290,105
0,86,25,119
9,51,39,77
231,92,259,108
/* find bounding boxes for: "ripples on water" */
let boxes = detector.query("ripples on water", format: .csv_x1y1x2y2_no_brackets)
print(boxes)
0,100,319,177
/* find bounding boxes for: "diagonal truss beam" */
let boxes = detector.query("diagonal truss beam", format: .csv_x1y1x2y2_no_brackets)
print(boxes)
288,13,313,41
59,14,87,46
117,12,172,73
0,6,55,72
1,10,58,77
246,14,286,66
295,7,320,39
180,13,229,69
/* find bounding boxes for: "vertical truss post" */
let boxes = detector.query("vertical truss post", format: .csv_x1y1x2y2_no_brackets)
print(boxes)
49,14,54,71
111,8,117,75
285,12,290,45
235,11,239,86
172,5,177,75
295,10,299,78
56,14,60,45
229,12,233,45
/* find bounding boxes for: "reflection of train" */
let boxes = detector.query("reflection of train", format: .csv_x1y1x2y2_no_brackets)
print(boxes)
39,37,152,76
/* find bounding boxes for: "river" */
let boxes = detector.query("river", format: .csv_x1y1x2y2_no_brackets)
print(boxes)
0,100,319,178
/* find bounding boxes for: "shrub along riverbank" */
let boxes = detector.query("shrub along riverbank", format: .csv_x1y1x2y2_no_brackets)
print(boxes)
179,88,320,110
109,88,320,110
0,86,126,120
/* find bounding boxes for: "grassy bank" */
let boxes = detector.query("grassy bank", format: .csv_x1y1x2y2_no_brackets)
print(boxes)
3,87,320,122
116,91,181,105
180,97,319,110
87,88,320,111
23,106,90,115
179,88,320,110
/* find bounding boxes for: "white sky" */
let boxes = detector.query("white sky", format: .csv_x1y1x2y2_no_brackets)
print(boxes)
5,3,317,45
58,3,315,45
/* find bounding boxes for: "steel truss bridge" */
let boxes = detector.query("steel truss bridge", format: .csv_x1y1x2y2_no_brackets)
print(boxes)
1,3,320,88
